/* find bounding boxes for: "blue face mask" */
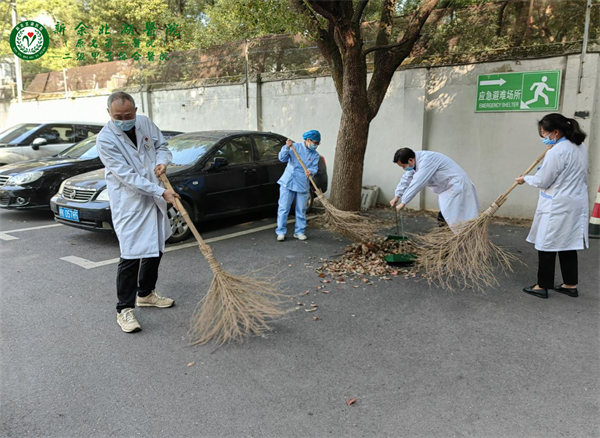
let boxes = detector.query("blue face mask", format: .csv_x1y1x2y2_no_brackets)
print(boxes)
541,134,557,146
114,118,136,131
308,143,318,151
404,166,414,172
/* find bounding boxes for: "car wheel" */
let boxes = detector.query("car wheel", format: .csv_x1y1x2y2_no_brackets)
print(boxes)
166,200,193,243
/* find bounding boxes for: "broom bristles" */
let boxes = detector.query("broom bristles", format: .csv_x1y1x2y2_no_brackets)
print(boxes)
315,193,375,242
189,247,286,346
413,210,521,291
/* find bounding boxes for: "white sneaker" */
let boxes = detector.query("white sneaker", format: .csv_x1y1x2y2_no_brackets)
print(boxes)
294,234,307,241
136,290,174,308
117,308,141,333
277,234,285,242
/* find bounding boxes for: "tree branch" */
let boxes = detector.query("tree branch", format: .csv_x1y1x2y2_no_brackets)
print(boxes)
364,41,405,56
375,0,395,48
305,0,340,22
352,0,370,24
291,0,344,103
366,0,439,121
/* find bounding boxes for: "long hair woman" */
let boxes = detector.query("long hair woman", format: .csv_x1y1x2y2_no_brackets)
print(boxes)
515,113,589,299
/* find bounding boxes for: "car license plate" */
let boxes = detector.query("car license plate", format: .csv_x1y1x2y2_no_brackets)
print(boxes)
59,206,80,222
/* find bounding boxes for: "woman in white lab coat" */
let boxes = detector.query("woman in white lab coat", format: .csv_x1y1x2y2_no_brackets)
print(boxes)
390,148,480,232
516,113,589,299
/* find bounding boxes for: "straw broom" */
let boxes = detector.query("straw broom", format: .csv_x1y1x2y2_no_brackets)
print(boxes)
159,174,286,346
288,143,374,242
412,145,553,291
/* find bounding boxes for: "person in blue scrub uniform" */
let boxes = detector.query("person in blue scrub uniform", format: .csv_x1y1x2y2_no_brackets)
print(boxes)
276,130,321,241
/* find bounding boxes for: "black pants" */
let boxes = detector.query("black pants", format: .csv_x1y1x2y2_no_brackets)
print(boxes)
116,253,163,312
537,250,578,290
438,212,447,227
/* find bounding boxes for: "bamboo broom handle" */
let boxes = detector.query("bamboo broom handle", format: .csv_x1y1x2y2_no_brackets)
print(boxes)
487,145,553,213
287,141,323,195
159,173,207,248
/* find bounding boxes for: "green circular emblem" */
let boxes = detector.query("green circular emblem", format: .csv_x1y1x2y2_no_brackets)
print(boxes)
10,21,49,61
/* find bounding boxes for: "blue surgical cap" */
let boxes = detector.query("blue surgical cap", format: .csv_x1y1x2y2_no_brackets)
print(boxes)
302,130,321,143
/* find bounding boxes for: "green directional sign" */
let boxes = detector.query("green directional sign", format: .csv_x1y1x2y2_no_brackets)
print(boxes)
476,70,561,112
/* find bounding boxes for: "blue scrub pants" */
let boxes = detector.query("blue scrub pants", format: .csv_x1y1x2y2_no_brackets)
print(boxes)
276,186,309,236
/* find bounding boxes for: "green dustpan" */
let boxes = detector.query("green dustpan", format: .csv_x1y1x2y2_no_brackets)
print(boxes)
385,208,417,265
386,206,407,241
385,252,418,264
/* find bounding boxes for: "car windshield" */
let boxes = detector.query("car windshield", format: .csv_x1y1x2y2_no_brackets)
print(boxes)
58,135,99,159
0,123,41,143
167,135,217,169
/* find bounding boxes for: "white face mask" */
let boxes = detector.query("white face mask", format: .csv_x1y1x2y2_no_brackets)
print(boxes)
113,118,136,131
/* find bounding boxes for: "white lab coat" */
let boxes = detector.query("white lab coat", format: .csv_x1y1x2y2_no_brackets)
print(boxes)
395,151,480,230
97,115,172,259
524,139,589,252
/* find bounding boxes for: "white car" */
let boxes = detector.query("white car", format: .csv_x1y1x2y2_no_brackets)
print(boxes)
0,121,104,165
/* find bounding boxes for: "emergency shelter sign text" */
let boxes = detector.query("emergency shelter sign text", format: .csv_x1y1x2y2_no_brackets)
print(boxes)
476,70,561,112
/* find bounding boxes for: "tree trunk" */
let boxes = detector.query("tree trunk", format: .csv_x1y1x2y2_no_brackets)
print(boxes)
523,0,536,46
496,0,510,37
329,23,370,211
510,0,530,47
329,108,370,211
295,0,438,211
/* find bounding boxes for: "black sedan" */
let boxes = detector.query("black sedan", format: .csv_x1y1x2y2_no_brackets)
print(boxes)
50,130,328,242
0,131,182,210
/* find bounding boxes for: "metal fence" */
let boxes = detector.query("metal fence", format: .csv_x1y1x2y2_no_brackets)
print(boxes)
18,0,600,100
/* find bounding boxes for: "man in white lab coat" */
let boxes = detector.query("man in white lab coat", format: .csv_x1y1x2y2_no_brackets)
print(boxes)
390,148,480,231
97,91,180,333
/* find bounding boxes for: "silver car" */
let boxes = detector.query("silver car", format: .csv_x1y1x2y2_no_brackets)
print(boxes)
0,121,104,165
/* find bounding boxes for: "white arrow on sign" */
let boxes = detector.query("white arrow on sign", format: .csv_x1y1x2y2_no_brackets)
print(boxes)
480,78,507,86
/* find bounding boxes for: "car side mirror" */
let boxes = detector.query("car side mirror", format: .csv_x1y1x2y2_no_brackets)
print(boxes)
211,157,228,169
31,137,47,150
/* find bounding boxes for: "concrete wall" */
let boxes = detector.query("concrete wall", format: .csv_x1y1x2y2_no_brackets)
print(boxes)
3,53,599,219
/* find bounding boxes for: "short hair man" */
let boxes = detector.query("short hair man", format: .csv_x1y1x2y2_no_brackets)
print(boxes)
390,148,480,231
97,91,180,333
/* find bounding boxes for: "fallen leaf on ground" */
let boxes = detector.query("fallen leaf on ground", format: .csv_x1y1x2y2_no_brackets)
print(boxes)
346,398,356,406
315,238,417,281
187,362,195,367
305,308,317,313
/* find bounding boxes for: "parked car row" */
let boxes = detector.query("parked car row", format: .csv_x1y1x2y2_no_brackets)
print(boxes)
0,130,181,210
0,124,328,243
0,121,104,165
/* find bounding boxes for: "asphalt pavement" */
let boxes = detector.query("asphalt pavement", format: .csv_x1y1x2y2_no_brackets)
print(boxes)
0,207,598,437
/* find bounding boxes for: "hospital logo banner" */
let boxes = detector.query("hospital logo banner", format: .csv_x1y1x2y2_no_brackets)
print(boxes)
10,21,50,61
476,70,562,113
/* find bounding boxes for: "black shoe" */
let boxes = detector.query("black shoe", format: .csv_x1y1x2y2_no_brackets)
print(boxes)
522,285,549,299
554,285,578,297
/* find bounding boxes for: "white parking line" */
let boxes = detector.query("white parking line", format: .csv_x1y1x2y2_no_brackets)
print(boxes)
0,223,63,241
60,217,312,269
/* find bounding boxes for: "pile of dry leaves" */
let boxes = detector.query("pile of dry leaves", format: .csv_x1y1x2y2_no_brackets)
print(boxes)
315,238,417,281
